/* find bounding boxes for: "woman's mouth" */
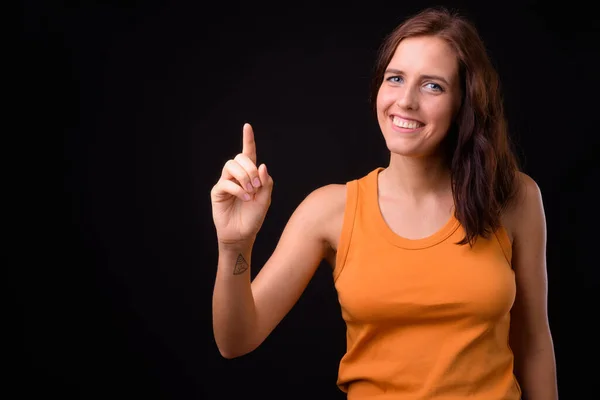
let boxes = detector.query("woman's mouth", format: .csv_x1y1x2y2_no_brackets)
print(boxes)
391,115,424,132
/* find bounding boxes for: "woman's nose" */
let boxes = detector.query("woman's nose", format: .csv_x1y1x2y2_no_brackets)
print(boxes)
396,86,419,111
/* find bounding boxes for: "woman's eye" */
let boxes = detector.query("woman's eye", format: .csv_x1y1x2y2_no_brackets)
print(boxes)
425,82,443,92
387,76,403,83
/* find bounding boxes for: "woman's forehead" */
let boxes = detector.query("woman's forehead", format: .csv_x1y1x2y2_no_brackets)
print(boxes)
387,36,459,82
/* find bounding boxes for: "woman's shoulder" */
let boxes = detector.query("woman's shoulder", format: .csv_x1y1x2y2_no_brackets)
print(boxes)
296,183,348,253
301,183,348,216
501,171,545,244
298,168,380,246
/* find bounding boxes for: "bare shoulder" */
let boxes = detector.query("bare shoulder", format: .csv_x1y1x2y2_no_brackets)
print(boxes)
502,171,546,244
303,183,347,213
301,183,347,233
300,183,347,266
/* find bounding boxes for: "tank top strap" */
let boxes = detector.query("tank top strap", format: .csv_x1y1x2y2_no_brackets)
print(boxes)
333,177,359,282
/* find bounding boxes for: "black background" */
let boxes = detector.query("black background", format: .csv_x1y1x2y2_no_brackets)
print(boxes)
22,0,599,398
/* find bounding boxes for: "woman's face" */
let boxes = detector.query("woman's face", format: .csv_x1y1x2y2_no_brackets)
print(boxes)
376,35,462,158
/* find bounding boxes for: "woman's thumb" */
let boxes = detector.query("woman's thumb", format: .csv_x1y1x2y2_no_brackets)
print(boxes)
257,163,273,193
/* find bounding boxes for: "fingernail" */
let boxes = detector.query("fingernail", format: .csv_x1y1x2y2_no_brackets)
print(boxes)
246,183,254,192
253,178,261,188
243,193,251,201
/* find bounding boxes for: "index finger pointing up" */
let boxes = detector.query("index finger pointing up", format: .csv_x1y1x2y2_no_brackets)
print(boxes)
242,123,257,165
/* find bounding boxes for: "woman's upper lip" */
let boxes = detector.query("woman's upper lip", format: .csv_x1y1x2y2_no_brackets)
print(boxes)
389,114,424,124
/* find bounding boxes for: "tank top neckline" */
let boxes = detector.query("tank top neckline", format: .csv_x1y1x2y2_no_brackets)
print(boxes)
368,167,461,250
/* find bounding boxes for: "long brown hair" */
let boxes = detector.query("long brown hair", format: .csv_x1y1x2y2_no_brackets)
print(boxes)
370,7,520,246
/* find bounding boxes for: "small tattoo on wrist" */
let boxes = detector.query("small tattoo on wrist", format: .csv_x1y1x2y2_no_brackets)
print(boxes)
233,254,249,275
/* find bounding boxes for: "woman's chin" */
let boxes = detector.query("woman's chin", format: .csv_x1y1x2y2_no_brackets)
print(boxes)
383,134,445,159
384,141,422,157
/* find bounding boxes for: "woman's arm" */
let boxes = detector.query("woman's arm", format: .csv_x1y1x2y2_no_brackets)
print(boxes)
507,173,559,399
212,184,346,358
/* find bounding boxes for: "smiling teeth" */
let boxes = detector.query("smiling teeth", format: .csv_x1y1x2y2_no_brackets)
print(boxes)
393,116,422,129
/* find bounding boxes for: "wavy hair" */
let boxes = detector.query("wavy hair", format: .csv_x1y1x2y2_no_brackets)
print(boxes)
370,7,520,246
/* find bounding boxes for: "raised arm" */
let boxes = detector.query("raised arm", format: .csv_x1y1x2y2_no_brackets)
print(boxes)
211,123,345,358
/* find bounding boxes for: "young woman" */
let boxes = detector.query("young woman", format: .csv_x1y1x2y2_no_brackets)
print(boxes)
211,7,558,399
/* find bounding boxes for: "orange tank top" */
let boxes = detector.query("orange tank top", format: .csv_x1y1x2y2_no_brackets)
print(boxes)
333,167,521,399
